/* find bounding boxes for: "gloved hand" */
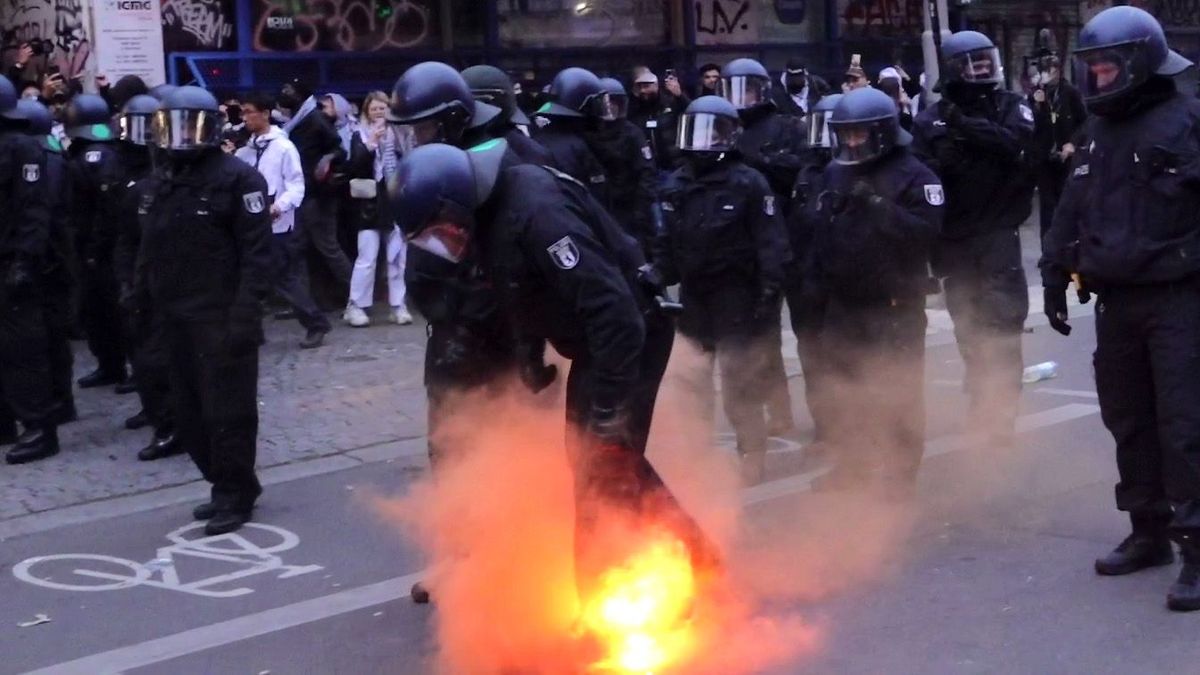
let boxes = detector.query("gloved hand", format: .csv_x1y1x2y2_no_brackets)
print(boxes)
636,263,665,295
585,403,632,449
225,312,263,353
1043,285,1071,336
942,101,965,127
4,260,34,297
520,361,558,395
847,180,885,212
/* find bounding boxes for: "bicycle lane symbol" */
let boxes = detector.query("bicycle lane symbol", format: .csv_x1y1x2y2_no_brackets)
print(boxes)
12,523,324,599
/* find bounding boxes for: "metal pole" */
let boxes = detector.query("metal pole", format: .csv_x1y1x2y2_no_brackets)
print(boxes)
921,0,952,105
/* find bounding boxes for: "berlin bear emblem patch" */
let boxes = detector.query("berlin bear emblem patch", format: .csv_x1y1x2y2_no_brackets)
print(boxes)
547,236,580,270
22,164,39,182
924,184,945,206
242,191,265,214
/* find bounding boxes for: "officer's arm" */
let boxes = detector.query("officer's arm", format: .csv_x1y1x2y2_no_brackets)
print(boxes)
747,173,789,292
131,182,153,309
525,210,645,408
632,135,659,245
881,172,944,244
1039,158,1085,287
277,143,306,213
230,169,275,320
910,118,942,174
650,190,681,286
4,137,51,263
1068,88,1088,135
950,99,1033,159
113,184,140,290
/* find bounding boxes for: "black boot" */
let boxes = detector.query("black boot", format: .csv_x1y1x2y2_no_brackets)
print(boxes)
299,328,327,350
5,427,60,464
77,368,126,389
124,410,149,431
137,432,182,461
1095,515,1174,576
411,581,431,604
205,509,251,536
1167,544,1200,612
192,501,218,521
114,380,139,395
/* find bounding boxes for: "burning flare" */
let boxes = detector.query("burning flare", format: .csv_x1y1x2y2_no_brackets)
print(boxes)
579,536,699,674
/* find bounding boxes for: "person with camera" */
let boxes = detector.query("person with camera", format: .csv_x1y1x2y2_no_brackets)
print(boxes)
1027,51,1086,240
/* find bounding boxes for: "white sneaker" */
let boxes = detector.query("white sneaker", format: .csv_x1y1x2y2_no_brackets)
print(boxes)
343,304,370,327
391,308,414,325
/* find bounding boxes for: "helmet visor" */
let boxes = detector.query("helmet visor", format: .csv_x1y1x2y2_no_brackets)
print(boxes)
151,110,220,150
607,93,628,120
945,46,1004,85
1073,42,1150,103
830,121,887,165
471,87,508,107
719,75,770,109
677,112,740,152
582,91,620,121
392,117,446,148
807,110,832,148
120,113,154,145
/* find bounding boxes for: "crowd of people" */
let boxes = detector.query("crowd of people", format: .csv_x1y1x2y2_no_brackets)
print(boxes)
2,4,1200,609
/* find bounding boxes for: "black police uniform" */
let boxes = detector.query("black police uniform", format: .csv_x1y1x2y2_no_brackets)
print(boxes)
583,118,659,253
134,149,273,513
629,91,688,173
36,134,76,423
0,126,56,460
802,148,943,487
1043,77,1200,541
1029,77,1086,239
531,115,609,206
69,139,129,383
655,158,789,465
913,86,1035,444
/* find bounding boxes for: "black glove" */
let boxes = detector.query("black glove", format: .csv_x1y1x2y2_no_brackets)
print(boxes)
1043,285,1071,336
585,403,632,449
847,180,885,212
4,260,34,297
520,361,558,395
636,263,665,295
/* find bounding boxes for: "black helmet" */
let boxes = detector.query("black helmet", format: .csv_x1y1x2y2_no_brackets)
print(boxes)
119,94,160,146
720,58,772,110
678,95,742,153
807,93,843,149
828,88,909,166
389,61,501,147
388,140,508,263
462,64,529,127
1074,6,1192,114
542,67,618,121
152,85,221,154
4,98,52,135
149,83,178,101
65,94,117,142
599,77,629,120
0,74,16,115
940,31,1004,88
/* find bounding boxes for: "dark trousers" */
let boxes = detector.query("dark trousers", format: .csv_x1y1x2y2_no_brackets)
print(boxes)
786,287,832,444
0,291,55,429
1095,281,1200,536
42,287,75,416
164,319,261,511
763,307,795,430
272,230,331,333
125,308,173,434
297,196,352,286
934,228,1028,443
1037,163,1068,241
81,262,127,376
823,297,927,483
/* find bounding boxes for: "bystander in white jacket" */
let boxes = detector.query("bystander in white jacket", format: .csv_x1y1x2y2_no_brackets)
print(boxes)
234,125,305,234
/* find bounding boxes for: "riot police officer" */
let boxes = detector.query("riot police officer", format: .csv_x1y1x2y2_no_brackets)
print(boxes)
461,64,532,135
1041,6,1200,611
652,96,790,484
800,88,943,493
912,31,1036,448
66,94,129,390
113,94,178,461
0,75,59,464
786,93,841,459
583,77,659,254
719,57,799,437
531,67,610,206
135,86,273,535
392,140,712,593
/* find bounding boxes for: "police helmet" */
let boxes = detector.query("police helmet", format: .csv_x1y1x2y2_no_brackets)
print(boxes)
542,67,619,121
1074,6,1193,111
720,58,772,110
0,74,16,115
807,93,843,149
599,77,629,120
152,86,221,154
678,95,742,153
462,64,529,127
65,94,117,142
148,83,178,101
389,62,501,147
120,94,160,146
940,31,1005,88
829,88,909,166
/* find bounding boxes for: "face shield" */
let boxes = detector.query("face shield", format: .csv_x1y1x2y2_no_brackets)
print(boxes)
830,120,889,165
406,202,474,264
1073,42,1150,102
719,75,770,109
151,109,220,150
677,112,740,152
807,110,832,149
607,93,628,120
471,88,507,108
119,113,154,145
945,47,1005,85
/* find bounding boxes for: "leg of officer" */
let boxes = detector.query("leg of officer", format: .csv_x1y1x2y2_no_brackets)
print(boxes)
42,284,75,420
80,263,127,383
165,319,213,482
718,332,771,482
0,295,59,463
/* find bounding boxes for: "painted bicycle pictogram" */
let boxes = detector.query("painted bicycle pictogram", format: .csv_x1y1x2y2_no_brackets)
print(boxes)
13,523,323,598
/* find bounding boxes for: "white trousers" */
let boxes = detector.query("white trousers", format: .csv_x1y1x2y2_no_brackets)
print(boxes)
349,227,407,309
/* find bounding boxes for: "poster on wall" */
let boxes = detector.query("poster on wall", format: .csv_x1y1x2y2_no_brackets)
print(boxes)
161,0,237,52
498,0,668,48
93,0,166,85
251,0,439,52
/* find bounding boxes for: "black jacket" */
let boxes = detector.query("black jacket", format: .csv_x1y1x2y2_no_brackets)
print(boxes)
111,143,154,289
67,140,123,265
286,111,343,191
583,119,659,250
531,116,609,207
1041,80,1200,288
0,129,51,272
629,91,690,172
769,74,832,118
737,104,805,205
1029,80,1087,169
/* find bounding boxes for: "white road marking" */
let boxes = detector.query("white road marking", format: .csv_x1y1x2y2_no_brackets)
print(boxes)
1034,388,1100,399
24,404,1102,675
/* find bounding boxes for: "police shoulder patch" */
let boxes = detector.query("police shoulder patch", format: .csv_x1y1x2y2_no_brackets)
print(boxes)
1019,103,1034,123
763,195,776,216
1073,164,1090,178
660,201,675,212
85,149,102,163
641,145,653,161
138,192,154,215
242,191,265,214
547,235,580,270
22,164,40,182
924,184,945,206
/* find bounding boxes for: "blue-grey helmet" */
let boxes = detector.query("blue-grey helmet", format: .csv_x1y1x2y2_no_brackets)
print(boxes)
829,88,909,166
720,58,772,110
677,95,742,153
807,93,843,149
940,31,1004,88
1074,6,1192,113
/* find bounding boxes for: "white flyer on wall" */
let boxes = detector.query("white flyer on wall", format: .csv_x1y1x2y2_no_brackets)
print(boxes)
92,0,167,86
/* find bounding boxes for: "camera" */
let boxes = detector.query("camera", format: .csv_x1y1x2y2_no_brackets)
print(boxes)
26,39,55,56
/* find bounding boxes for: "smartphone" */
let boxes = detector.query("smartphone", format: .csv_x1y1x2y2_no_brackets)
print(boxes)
664,68,676,80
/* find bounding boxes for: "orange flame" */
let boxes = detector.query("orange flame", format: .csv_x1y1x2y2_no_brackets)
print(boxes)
579,537,699,674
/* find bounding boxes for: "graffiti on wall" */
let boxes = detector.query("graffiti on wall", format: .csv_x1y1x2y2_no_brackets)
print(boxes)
0,0,92,79
695,0,761,45
161,0,237,51
839,0,923,37
252,0,437,52
1135,0,1200,28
